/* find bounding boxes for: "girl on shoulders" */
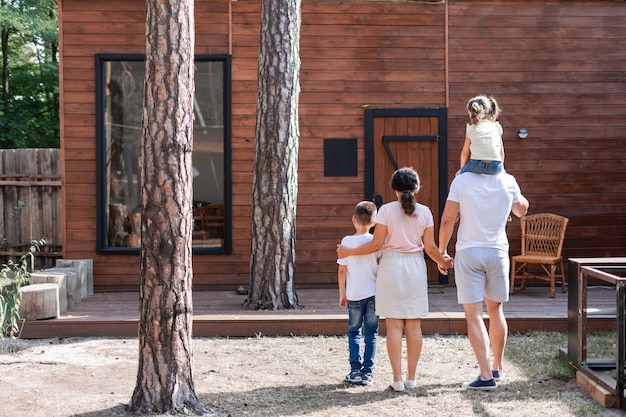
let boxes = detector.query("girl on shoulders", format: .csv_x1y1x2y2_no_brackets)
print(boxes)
458,95,505,176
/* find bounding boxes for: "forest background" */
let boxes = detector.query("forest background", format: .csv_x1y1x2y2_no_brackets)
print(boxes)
0,0,59,149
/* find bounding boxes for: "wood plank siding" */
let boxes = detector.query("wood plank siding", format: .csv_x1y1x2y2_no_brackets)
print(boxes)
58,0,626,291
447,1,626,265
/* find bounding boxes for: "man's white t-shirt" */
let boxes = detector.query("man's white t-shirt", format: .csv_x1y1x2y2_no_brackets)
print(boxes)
337,233,378,301
447,172,522,252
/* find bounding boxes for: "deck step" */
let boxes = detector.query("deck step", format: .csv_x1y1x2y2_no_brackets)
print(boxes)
17,286,617,339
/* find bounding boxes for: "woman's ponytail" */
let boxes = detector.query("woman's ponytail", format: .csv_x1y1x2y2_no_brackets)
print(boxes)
390,167,420,217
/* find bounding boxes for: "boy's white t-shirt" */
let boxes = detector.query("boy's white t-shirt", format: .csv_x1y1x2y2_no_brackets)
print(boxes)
337,233,378,301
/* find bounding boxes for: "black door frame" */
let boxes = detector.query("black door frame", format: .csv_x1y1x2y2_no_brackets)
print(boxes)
364,107,448,217
364,107,449,284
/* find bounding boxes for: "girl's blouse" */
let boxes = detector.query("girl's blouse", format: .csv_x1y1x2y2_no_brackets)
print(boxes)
376,201,434,253
466,119,503,161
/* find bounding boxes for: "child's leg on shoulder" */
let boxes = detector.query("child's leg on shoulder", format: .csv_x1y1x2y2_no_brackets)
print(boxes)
461,159,503,175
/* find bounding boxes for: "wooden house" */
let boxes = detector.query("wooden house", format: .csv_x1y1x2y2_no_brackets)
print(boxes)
58,0,626,292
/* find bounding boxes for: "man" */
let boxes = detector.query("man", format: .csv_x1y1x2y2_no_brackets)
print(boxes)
439,171,529,390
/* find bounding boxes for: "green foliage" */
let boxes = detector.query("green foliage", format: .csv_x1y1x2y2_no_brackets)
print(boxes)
0,239,45,338
1,58,59,147
0,0,59,149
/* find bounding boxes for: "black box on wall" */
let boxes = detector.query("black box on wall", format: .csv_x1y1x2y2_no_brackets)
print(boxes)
323,138,357,177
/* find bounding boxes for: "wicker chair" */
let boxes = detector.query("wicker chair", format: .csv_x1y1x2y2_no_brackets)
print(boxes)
510,213,569,298
198,203,224,240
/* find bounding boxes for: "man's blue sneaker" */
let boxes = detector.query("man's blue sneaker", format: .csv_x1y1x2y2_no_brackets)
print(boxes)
345,370,362,384
462,376,497,391
360,373,373,386
492,370,505,381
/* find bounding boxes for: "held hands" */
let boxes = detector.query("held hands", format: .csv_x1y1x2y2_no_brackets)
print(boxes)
438,253,454,275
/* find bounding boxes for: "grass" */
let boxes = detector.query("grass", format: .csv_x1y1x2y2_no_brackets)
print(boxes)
586,331,618,361
496,331,621,417
507,331,574,380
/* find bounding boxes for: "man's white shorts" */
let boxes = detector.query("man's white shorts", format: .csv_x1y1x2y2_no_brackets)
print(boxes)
454,247,510,305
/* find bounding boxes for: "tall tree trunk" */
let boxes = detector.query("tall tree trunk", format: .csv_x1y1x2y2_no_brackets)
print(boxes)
2,24,9,115
128,0,203,414
244,0,302,310
48,7,59,139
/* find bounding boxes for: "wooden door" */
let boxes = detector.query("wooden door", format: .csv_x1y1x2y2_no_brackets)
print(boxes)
365,108,448,284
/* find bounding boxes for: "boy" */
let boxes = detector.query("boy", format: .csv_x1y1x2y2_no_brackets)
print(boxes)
337,201,379,385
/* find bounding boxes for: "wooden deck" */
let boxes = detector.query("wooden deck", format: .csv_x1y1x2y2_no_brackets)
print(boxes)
18,285,618,339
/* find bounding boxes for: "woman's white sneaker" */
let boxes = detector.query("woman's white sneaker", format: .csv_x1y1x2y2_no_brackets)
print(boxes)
390,380,405,392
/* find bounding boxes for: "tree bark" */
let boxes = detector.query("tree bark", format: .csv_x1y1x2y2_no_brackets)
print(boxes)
47,7,59,140
244,0,302,310
2,22,9,116
128,0,203,414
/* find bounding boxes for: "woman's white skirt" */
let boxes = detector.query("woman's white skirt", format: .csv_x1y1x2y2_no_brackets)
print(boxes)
375,250,429,319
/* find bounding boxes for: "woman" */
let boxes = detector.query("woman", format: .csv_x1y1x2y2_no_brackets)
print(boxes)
337,167,452,391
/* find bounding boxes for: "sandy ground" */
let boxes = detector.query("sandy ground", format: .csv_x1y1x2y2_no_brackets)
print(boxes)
1,335,624,417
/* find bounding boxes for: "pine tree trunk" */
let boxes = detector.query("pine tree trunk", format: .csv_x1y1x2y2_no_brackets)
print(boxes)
2,24,9,115
245,0,302,310
128,0,203,414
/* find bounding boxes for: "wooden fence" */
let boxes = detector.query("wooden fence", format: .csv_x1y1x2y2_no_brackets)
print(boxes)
0,149,62,268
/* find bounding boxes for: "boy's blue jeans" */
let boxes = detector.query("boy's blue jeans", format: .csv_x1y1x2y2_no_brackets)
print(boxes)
347,296,379,375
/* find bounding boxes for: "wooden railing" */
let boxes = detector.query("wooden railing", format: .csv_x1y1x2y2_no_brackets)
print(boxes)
0,149,62,268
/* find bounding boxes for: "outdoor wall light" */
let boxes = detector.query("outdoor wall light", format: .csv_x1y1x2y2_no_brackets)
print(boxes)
517,128,528,139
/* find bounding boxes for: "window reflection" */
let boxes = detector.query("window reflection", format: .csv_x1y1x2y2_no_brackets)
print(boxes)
98,56,228,251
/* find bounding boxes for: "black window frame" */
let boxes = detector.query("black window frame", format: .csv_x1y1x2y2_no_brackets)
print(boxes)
95,53,232,255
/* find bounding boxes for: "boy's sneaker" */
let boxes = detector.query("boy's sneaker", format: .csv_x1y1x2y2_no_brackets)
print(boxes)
360,373,373,386
345,370,362,384
492,370,505,381
462,376,497,391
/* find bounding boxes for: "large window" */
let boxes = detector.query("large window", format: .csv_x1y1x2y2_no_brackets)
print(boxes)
95,54,231,254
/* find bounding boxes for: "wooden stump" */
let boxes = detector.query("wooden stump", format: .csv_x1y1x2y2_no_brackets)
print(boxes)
29,272,68,313
56,259,93,297
55,261,86,298
48,267,81,305
20,284,60,320
42,270,78,309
